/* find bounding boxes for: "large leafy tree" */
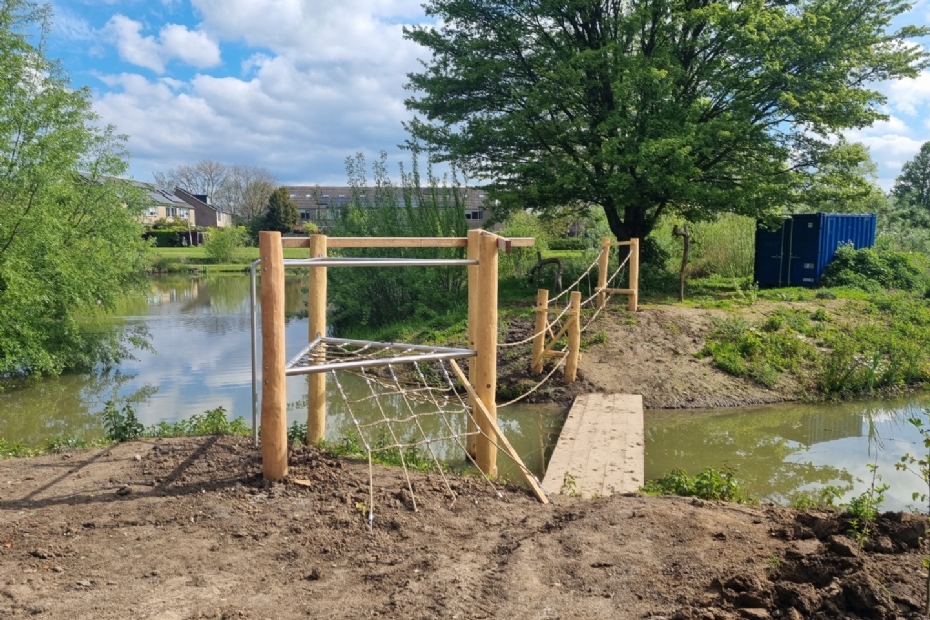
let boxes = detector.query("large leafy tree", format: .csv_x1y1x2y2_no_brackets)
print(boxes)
0,0,149,381
404,0,928,244
154,160,277,224
891,141,930,227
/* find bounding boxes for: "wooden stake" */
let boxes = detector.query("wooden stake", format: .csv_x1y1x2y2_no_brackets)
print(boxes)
628,238,640,312
307,234,327,443
597,237,610,309
449,360,548,504
531,289,548,374
565,291,582,382
474,231,499,477
465,229,480,460
259,231,288,480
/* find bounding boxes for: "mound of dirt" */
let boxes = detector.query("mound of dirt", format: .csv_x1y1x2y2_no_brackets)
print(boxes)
2,436,927,619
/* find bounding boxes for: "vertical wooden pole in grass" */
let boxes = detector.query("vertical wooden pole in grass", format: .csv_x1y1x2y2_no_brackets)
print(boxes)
474,231,499,477
565,291,582,383
307,234,327,444
531,288,548,374
628,238,640,312
465,229,481,460
259,231,288,480
597,237,611,309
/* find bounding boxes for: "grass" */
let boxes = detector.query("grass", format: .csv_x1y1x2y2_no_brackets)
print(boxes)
148,246,311,273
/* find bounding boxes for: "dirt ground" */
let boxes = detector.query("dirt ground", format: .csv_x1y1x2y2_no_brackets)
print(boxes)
499,302,803,409
2,436,928,619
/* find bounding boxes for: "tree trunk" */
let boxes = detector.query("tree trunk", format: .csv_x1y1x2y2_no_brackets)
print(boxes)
673,224,691,302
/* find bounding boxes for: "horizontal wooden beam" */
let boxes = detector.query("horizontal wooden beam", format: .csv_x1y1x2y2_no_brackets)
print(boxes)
543,350,580,360
281,236,535,250
604,288,634,295
611,241,634,247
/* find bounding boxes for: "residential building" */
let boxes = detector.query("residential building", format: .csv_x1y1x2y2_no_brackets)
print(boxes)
134,183,196,227
174,188,233,228
282,185,494,231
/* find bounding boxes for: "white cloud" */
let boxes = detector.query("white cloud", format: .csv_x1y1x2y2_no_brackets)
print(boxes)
883,71,930,116
105,14,221,74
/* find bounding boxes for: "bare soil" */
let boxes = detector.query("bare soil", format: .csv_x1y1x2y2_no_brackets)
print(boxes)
499,302,806,409
2,436,928,619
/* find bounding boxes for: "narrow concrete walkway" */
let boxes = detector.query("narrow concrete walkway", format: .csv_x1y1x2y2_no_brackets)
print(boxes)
541,393,644,498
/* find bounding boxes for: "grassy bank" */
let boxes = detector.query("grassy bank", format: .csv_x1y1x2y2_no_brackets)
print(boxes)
148,246,312,273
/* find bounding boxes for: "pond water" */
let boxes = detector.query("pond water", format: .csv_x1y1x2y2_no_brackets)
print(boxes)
1,274,928,510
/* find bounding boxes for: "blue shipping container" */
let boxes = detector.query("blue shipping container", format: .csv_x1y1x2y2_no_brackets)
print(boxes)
754,213,876,288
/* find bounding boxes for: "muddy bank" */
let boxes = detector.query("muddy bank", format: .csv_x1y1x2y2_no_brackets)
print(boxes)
2,436,927,619
498,303,797,409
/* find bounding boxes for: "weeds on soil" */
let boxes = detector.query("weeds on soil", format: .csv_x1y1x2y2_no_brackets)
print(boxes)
843,463,888,546
641,467,749,503
894,412,930,617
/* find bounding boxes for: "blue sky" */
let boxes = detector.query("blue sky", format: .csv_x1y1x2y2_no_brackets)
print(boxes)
45,0,930,191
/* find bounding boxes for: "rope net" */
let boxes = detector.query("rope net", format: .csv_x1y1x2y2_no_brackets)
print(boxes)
323,357,545,529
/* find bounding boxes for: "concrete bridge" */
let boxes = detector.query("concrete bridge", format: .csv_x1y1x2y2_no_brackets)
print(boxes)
542,393,644,498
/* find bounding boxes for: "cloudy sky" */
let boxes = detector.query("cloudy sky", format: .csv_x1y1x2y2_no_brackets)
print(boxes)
47,0,930,190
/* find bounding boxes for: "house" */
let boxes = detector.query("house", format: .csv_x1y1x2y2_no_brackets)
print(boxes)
282,185,494,231
133,182,196,227
174,188,233,228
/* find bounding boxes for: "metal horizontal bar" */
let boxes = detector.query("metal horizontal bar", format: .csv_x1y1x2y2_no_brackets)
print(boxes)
282,258,477,267
285,335,324,369
285,350,476,375
322,337,474,355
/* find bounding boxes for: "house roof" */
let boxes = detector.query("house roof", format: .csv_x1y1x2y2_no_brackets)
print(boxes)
174,187,228,213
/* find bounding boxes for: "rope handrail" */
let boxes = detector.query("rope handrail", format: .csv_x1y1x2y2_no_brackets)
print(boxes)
497,350,570,409
548,247,604,304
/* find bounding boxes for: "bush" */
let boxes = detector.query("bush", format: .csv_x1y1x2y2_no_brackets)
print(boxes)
500,211,550,277
820,245,925,292
204,226,248,263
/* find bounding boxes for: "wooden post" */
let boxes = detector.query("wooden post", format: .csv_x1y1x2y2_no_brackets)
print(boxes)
474,231,499,477
565,291,582,382
307,234,327,443
465,229,480,460
628,238,640,312
531,288,548,374
596,237,610,309
259,231,288,480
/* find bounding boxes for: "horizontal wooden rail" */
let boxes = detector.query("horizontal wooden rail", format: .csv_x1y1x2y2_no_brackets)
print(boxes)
603,287,635,295
610,240,635,247
281,236,535,249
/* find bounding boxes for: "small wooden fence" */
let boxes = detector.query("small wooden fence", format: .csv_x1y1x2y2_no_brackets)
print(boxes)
530,237,639,383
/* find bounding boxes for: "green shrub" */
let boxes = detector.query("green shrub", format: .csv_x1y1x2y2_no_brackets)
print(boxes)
642,467,748,502
102,401,144,442
204,226,248,263
548,238,587,251
821,245,925,292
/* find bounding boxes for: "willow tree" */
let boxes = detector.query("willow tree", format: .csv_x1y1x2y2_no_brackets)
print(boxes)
0,0,149,381
404,0,928,243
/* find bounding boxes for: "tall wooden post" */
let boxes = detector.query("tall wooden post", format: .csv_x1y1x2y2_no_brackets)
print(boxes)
628,238,640,312
596,237,610,309
474,232,499,477
531,288,549,374
259,231,288,480
565,291,582,382
307,234,327,443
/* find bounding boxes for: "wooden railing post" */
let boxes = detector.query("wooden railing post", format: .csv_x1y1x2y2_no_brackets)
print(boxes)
565,291,582,382
531,288,548,374
259,231,287,480
465,229,480,460
474,231,499,477
597,237,610,309
307,234,327,443
628,238,640,312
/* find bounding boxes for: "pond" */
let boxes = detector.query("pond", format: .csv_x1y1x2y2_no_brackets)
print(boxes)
1,274,928,510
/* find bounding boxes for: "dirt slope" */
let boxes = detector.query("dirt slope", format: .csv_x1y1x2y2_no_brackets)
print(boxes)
2,437,927,619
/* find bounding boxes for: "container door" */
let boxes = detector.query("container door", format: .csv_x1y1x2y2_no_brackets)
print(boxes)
787,215,821,287
754,221,787,287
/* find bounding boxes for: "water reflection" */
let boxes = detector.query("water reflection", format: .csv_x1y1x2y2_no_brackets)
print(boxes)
646,397,930,511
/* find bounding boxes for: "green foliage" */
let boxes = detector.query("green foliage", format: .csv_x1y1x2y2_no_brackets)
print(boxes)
499,211,550,277
794,141,891,215
320,431,438,472
843,464,888,546
641,467,748,503
0,0,150,382
891,141,930,228
655,214,755,279
789,486,845,510
147,406,248,437
204,226,248,264
262,187,299,233
548,238,587,251
102,401,145,443
404,0,927,246
821,245,925,293
327,151,468,331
